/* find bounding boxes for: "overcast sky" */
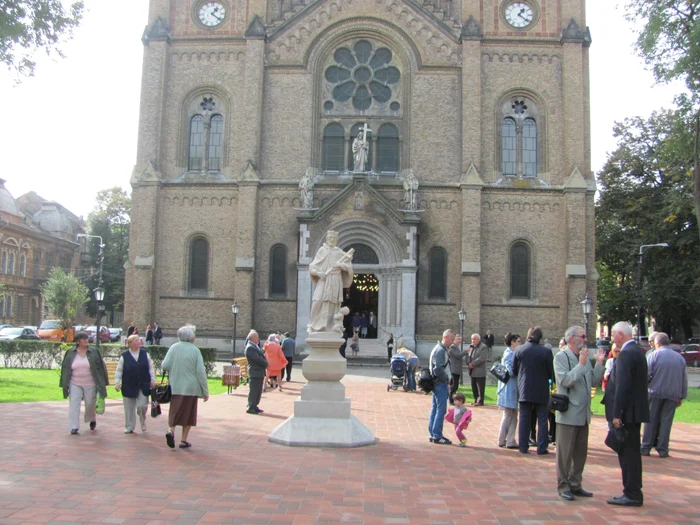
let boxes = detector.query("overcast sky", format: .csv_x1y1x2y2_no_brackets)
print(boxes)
0,1,687,219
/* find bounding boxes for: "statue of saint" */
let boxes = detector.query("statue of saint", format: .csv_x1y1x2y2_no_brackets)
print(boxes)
352,123,371,173
307,231,354,334
299,170,314,209
403,169,419,210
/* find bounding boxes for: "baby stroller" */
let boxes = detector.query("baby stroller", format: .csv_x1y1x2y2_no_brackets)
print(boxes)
387,354,408,391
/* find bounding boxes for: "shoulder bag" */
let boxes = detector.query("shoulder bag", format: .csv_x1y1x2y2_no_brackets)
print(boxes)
489,362,510,383
548,352,575,412
153,371,172,404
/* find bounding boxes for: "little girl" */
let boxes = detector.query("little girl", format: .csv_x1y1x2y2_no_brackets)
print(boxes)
445,392,472,447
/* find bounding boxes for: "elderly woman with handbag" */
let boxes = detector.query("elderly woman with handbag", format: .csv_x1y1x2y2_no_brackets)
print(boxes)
114,334,156,434
161,326,209,449
59,331,109,435
496,332,521,449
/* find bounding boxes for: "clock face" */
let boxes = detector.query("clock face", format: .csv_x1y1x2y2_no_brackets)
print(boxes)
505,2,535,28
198,2,226,27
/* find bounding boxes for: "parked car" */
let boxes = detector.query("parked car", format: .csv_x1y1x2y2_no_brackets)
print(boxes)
108,327,123,342
37,320,74,342
686,337,700,345
0,324,12,331
84,326,110,343
23,326,38,332
0,327,41,340
596,338,611,355
676,344,700,367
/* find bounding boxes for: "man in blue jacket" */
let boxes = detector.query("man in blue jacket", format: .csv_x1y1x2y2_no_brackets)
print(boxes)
428,329,454,445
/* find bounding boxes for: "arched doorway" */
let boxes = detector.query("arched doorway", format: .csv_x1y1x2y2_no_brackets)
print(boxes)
342,244,379,339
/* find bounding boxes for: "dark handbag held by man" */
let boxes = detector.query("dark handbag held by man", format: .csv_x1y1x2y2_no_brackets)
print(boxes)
548,393,569,412
489,362,510,383
153,372,172,404
604,425,629,453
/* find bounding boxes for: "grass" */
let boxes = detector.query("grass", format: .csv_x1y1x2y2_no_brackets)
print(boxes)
0,368,228,403
456,383,700,424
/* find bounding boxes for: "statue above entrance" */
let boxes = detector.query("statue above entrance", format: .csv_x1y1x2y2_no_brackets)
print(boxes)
307,230,354,334
352,123,372,173
299,168,315,209
402,169,419,211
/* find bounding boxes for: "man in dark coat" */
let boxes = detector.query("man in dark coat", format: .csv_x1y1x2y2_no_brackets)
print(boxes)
244,330,268,415
605,322,649,507
512,326,555,455
153,321,163,345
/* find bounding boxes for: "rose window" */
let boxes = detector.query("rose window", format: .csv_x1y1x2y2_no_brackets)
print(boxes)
324,40,401,111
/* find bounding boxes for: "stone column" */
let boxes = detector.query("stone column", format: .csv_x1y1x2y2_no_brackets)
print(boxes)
460,166,484,334
234,164,260,331
563,168,588,331
295,224,313,349
241,19,266,168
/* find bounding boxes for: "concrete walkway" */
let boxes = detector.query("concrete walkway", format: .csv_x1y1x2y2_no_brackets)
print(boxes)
1,376,699,524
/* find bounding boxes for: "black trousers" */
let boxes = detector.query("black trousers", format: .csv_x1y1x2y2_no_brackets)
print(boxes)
280,360,293,381
617,422,643,502
449,373,461,403
470,376,485,404
519,402,549,454
247,377,264,410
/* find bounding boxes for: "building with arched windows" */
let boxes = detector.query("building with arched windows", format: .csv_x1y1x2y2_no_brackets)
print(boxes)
126,0,596,352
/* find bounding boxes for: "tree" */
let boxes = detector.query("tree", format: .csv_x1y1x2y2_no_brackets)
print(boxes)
1,0,84,79
596,109,700,340
40,267,89,327
625,0,700,242
84,187,130,320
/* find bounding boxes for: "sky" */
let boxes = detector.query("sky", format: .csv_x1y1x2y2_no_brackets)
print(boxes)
0,1,688,219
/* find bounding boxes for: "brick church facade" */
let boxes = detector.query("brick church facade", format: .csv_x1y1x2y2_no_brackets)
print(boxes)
126,0,596,350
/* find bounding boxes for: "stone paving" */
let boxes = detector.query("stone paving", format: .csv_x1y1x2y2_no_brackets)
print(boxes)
1,376,699,524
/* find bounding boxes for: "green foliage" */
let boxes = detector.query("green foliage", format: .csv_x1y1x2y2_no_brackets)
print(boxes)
0,0,84,79
0,340,65,369
84,187,130,316
596,109,700,339
39,267,89,327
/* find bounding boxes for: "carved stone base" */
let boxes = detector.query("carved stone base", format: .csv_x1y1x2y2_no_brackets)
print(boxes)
268,332,376,448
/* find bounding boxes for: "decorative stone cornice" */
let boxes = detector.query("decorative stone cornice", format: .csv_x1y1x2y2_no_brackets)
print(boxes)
460,163,484,187
561,18,587,44
460,15,482,41
142,17,171,45
245,15,267,39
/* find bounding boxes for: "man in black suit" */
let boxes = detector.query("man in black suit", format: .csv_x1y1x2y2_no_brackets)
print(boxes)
244,330,268,415
512,327,555,455
604,321,649,507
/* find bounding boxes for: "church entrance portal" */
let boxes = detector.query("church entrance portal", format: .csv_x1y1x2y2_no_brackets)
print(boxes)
344,273,379,339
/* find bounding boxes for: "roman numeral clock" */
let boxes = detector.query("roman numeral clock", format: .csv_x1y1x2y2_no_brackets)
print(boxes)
502,1,538,30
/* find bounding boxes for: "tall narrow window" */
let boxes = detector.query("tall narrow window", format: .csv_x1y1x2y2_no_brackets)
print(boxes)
322,123,345,171
522,118,537,177
188,115,205,171
0,296,4,316
20,254,26,276
348,123,372,171
429,247,447,300
8,253,15,275
189,237,209,290
0,251,5,273
33,254,40,279
510,242,530,298
208,115,224,171
269,244,287,296
16,296,23,319
502,118,517,176
377,124,399,172
5,295,12,317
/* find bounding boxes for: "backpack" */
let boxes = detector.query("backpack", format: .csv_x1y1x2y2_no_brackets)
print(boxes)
418,368,435,393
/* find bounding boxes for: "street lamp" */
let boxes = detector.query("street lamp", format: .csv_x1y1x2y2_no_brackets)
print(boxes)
581,294,592,343
94,285,105,348
458,307,466,352
231,301,239,359
637,243,669,342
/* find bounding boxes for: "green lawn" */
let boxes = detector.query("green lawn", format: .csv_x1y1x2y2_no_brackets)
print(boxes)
0,368,228,403
456,383,700,424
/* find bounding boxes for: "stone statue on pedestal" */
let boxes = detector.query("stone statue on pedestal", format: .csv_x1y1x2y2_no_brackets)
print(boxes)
307,230,354,333
352,123,371,173
299,169,315,209
403,169,419,211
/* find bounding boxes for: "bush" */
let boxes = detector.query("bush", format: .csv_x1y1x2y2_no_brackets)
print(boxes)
0,341,217,377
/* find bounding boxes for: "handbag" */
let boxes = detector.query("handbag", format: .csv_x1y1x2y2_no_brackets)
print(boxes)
604,426,629,453
417,368,435,393
489,362,510,383
150,399,162,418
548,393,570,412
153,372,172,404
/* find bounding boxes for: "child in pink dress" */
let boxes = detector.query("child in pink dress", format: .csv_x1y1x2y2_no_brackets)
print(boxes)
445,392,472,447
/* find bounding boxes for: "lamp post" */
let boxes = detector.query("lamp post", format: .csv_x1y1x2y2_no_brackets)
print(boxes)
77,234,105,346
231,301,239,359
581,294,592,343
458,307,466,352
636,243,669,342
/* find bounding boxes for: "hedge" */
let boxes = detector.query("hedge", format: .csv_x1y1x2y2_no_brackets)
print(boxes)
0,341,218,377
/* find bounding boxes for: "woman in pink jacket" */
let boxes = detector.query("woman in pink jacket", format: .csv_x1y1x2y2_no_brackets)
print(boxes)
264,334,288,391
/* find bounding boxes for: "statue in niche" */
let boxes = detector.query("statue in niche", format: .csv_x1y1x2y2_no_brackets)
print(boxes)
299,169,315,209
402,169,419,210
307,230,354,334
352,123,372,173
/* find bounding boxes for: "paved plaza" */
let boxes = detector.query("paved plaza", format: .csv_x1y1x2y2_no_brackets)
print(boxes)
1,374,699,524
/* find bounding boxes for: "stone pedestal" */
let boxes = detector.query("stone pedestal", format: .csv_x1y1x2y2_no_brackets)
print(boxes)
268,332,376,447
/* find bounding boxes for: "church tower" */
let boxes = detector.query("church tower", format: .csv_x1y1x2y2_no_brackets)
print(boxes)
126,0,596,352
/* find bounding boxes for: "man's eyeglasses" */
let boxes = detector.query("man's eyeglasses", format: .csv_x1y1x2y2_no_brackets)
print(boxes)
576,334,588,339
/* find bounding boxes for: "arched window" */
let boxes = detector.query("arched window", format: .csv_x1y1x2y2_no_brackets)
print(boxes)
344,243,379,264
348,122,372,171
510,242,530,298
0,296,4,316
0,251,5,273
5,295,12,317
188,115,205,171
269,244,287,296
8,253,14,275
502,118,517,176
208,115,224,171
189,237,209,291
322,123,345,172
522,118,537,178
429,247,447,300
19,254,26,276
377,124,399,172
